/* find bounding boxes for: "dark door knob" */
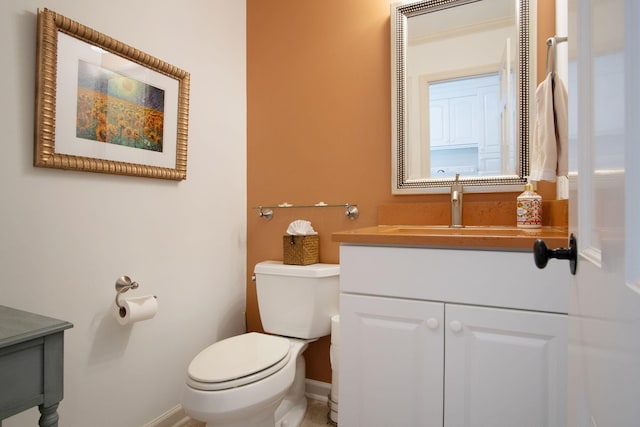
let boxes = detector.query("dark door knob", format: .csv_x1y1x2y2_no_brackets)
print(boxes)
533,233,577,275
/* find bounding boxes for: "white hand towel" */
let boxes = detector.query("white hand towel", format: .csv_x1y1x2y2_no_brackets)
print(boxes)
530,73,568,182
553,74,568,177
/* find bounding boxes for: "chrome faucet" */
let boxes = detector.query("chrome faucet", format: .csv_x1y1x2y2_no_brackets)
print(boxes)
450,174,464,228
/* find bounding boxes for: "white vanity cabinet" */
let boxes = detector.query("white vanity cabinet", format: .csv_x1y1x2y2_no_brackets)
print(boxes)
338,244,568,427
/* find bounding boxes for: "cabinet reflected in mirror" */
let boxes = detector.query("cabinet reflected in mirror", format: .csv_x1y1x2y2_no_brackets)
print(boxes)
425,73,513,178
392,0,536,193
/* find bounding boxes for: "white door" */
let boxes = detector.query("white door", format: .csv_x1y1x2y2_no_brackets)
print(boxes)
444,304,567,427
339,293,444,427
566,0,640,425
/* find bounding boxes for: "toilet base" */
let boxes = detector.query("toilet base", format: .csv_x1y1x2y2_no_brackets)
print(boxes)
274,353,308,427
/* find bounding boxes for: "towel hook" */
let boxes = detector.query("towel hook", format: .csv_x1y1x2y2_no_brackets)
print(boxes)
546,36,568,75
115,276,139,308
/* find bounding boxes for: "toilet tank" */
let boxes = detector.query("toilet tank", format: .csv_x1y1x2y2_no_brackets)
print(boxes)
254,261,340,339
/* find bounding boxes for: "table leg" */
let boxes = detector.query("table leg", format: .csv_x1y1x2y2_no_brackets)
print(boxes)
38,403,59,427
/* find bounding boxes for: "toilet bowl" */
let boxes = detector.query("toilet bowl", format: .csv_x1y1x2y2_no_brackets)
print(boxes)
181,261,339,427
182,333,309,427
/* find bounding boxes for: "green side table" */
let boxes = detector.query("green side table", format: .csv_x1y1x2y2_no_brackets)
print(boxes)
0,306,73,427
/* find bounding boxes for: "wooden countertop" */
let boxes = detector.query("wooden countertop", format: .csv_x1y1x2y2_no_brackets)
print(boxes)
332,225,569,251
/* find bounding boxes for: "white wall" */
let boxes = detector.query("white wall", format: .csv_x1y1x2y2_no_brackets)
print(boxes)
0,1,246,426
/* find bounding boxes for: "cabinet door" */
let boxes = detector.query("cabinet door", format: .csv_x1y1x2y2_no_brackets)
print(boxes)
449,95,478,146
339,293,444,427
429,99,450,147
444,304,567,427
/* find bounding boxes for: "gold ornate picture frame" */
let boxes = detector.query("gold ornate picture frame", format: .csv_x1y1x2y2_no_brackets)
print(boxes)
34,8,190,180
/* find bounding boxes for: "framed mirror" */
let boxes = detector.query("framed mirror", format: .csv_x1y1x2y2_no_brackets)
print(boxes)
391,0,536,193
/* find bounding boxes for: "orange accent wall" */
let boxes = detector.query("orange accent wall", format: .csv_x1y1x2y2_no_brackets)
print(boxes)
247,0,557,383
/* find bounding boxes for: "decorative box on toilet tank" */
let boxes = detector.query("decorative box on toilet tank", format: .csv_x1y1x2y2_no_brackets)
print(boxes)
283,235,319,265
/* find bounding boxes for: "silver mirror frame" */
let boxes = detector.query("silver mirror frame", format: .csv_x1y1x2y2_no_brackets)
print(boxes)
391,0,537,194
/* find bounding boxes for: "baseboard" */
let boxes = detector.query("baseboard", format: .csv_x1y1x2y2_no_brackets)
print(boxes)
305,379,331,402
143,404,192,427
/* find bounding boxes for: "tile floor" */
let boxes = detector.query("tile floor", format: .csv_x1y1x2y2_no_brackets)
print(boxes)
301,398,335,427
181,398,334,426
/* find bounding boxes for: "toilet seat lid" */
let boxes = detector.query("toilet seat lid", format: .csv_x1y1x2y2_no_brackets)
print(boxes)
187,332,290,389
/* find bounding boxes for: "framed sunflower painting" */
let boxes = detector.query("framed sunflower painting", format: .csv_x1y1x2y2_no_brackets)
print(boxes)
34,9,190,180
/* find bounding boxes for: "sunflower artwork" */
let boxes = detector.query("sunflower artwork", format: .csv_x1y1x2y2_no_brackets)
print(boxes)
75,60,165,152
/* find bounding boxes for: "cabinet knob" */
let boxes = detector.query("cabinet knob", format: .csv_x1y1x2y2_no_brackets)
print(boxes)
426,318,439,330
450,320,463,332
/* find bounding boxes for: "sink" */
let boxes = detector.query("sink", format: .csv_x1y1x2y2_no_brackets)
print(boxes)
378,225,545,237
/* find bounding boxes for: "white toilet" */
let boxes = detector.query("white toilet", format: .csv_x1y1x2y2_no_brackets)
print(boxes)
181,261,340,427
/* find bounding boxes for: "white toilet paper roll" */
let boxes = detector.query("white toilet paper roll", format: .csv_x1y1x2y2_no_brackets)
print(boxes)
331,348,340,398
330,314,340,406
331,314,340,344
114,295,158,325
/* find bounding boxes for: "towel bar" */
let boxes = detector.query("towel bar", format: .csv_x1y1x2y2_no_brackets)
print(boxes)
255,203,359,221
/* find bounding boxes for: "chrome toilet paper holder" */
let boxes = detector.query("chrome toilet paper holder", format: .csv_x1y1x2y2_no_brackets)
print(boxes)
115,276,139,309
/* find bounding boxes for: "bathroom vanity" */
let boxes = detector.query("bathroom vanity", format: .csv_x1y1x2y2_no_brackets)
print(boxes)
333,227,568,427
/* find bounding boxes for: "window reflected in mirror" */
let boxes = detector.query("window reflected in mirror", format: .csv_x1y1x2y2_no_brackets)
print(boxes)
426,73,511,178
